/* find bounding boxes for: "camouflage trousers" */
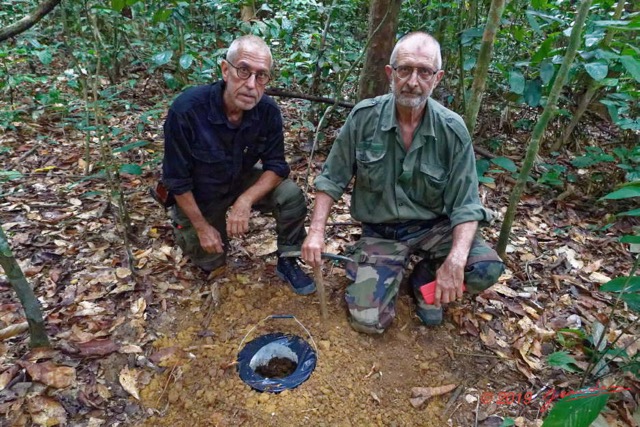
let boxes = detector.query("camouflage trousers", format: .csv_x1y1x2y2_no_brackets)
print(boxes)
171,168,307,271
344,218,504,334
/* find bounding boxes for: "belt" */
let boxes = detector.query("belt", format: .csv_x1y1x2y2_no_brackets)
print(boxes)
363,218,444,241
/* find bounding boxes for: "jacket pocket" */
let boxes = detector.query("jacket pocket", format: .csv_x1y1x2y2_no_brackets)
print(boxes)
409,163,448,210
355,140,386,192
191,148,231,194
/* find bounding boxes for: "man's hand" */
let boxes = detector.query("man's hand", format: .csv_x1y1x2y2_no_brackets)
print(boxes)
434,256,465,307
227,197,252,237
195,223,225,253
301,229,325,267
434,221,477,307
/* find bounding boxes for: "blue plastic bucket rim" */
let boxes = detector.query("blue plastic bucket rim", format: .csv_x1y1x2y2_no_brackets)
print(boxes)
237,332,317,393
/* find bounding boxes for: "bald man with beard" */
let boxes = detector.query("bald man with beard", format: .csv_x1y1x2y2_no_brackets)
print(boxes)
302,32,504,333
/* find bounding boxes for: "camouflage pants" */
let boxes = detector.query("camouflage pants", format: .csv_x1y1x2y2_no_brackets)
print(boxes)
171,168,307,271
344,219,504,334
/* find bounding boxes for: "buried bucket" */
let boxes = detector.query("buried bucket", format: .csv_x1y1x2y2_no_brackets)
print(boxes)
236,315,317,393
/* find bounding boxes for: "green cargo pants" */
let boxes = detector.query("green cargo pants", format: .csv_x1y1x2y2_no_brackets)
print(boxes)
171,168,307,271
344,219,504,334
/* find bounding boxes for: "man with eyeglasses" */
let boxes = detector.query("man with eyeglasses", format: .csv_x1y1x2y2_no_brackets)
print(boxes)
301,32,504,333
162,35,315,295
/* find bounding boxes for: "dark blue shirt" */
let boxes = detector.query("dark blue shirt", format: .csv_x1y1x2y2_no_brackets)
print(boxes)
162,81,290,205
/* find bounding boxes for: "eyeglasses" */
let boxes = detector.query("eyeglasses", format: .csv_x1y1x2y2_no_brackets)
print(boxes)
391,65,439,81
226,61,271,85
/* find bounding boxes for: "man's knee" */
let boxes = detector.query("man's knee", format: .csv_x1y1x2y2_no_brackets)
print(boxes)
464,260,504,293
173,222,226,271
345,278,394,335
347,306,390,334
274,180,306,211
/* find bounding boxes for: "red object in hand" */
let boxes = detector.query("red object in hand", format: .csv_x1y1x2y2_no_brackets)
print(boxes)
419,280,466,305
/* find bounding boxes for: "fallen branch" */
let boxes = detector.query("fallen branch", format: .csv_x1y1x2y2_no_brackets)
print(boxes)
0,322,29,340
410,383,457,408
266,88,355,109
0,0,62,42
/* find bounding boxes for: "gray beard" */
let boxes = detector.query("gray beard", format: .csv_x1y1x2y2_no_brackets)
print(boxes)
391,80,430,108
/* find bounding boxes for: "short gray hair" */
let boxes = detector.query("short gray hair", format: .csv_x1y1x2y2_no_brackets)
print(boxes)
389,32,442,70
226,35,273,69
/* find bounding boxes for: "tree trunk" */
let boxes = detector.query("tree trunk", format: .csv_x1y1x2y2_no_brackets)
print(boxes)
464,0,507,136
496,0,593,258
0,226,49,348
357,0,402,101
553,0,626,151
0,0,62,42
241,1,256,22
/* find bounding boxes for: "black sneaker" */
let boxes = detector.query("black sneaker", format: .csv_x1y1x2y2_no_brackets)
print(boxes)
276,257,316,296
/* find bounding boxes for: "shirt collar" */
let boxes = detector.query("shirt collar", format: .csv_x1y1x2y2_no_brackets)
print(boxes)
208,80,260,129
380,94,437,138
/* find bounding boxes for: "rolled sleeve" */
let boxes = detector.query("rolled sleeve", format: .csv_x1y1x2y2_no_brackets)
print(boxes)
313,121,356,201
445,133,492,228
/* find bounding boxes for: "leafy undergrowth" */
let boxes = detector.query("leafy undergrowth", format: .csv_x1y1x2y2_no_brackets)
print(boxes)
0,79,639,426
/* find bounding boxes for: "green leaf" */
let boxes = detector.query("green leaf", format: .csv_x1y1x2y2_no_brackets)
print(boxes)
113,141,150,153
500,419,516,427
524,79,542,107
476,158,490,176
509,70,525,94
540,62,555,85
478,176,495,184
593,20,631,28
119,164,143,175
600,276,640,293
111,0,125,11
584,62,608,81
80,191,103,198
0,170,23,181
547,351,582,373
163,73,181,90
461,27,484,45
532,36,555,64
618,208,640,217
525,10,542,35
491,156,518,172
35,50,53,65
463,57,476,71
620,235,640,243
620,56,640,83
542,391,609,427
179,54,194,70
620,293,640,312
152,51,173,67
600,185,640,200
153,8,173,23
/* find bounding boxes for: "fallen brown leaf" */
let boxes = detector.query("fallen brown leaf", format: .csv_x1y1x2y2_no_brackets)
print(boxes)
21,361,76,389
0,365,19,391
75,339,120,357
27,396,67,426
119,366,140,400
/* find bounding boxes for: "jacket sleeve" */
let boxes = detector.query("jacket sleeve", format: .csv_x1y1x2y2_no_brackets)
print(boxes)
259,105,290,178
314,114,357,201
443,118,493,228
162,109,195,195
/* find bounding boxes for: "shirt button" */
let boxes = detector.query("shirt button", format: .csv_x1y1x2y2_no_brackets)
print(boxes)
399,203,404,206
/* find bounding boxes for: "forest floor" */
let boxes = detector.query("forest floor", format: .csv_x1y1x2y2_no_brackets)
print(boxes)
0,79,639,427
